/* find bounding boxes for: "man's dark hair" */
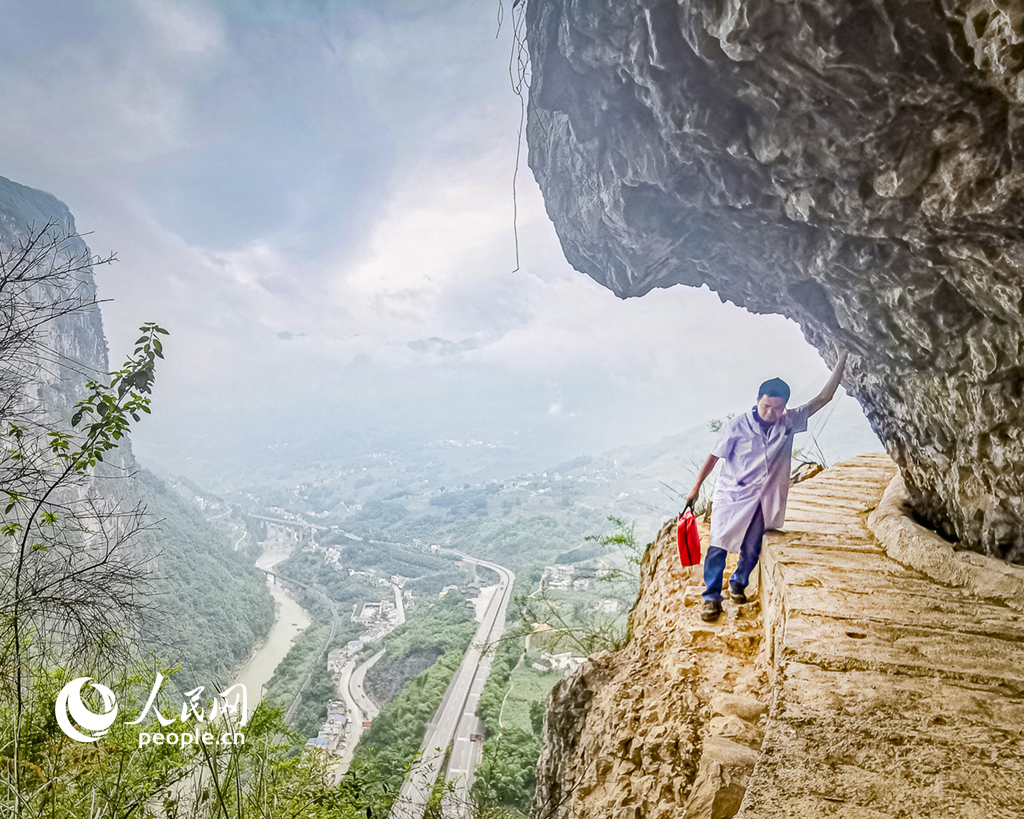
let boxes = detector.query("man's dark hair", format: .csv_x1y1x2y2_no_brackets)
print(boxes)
758,377,791,402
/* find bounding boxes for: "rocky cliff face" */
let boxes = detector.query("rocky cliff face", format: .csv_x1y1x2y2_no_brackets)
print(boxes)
0,176,274,686
534,518,768,818
526,0,1024,560
0,174,111,424
537,456,1024,818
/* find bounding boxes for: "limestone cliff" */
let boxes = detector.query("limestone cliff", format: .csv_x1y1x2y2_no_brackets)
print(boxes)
0,174,112,427
0,175,273,685
526,0,1024,560
534,516,768,819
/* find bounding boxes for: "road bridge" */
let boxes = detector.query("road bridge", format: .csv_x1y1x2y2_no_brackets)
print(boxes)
248,513,325,546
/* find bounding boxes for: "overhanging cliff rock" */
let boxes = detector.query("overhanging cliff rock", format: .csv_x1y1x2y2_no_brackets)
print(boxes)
525,0,1024,560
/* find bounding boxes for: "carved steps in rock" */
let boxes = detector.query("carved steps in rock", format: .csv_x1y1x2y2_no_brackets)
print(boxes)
748,454,1024,817
534,454,1024,818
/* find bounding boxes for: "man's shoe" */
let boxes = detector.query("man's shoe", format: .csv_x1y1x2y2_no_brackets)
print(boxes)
700,601,723,622
729,587,748,605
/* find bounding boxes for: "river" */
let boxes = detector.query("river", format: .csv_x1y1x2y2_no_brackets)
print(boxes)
231,536,312,722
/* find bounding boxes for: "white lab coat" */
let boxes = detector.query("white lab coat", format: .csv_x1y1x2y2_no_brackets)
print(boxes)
709,404,811,554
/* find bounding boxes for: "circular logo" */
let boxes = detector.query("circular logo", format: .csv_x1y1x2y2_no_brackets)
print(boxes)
55,677,118,742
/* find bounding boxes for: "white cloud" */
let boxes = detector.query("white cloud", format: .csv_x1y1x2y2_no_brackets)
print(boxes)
136,0,224,55
0,0,877,474
336,150,514,321
0,2,226,170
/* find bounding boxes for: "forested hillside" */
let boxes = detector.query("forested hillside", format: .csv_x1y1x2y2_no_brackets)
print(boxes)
133,469,275,688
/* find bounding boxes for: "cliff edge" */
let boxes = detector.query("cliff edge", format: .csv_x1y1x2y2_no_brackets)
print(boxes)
0,174,111,424
535,454,1024,818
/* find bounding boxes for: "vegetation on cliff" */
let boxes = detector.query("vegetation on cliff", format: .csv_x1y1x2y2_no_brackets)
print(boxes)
0,220,388,816
351,649,468,801
134,468,275,688
345,595,477,800
473,634,545,813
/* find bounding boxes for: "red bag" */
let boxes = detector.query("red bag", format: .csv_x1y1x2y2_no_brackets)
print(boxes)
677,508,702,567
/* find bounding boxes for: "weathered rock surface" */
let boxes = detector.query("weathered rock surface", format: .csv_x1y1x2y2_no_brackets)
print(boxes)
0,174,111,422
535,454,1024,817
526,0,1024,560
752,453,1024,817
534,514,769,818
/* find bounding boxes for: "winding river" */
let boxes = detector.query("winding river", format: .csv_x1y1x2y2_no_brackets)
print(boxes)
231,537,312,722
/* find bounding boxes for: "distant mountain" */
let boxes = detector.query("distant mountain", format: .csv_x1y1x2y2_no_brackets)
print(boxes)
0,174,111,430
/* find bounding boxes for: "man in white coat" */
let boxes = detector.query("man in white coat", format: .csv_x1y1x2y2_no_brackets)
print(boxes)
685,352,848,622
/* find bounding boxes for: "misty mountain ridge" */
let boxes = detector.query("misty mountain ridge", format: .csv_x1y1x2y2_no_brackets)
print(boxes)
171,394,879,571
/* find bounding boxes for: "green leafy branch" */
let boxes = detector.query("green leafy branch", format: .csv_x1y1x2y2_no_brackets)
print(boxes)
585,515,642,587
2,324,167,535
4,322,168,809
63,322,168,471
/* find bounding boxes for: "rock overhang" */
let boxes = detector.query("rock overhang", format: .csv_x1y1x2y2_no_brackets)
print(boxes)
525,0,1024,560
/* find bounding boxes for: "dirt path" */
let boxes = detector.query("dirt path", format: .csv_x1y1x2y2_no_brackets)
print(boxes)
497,651,525,730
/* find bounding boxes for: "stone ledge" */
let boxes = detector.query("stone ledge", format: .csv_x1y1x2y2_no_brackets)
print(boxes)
743,453,1024,818
868,473,1024,614
534,453,1024,818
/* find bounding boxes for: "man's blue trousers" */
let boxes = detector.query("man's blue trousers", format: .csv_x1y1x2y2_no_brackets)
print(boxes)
702,502,765,603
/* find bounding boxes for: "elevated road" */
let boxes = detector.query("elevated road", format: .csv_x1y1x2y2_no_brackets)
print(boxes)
248,513,328,531
389,555,515,819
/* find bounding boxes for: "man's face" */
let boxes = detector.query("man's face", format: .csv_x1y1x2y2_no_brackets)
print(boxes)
756,395,787,425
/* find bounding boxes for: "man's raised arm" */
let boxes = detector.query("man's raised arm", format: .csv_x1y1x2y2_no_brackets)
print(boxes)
806,351,849,416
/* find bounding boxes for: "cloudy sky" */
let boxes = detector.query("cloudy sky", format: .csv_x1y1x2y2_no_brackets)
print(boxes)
0,0,878,478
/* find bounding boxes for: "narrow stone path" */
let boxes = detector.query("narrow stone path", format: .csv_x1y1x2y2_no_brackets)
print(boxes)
744,453,1024,818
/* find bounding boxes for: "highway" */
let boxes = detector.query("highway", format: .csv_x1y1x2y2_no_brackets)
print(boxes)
443,574,513,817
389,555,515,819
